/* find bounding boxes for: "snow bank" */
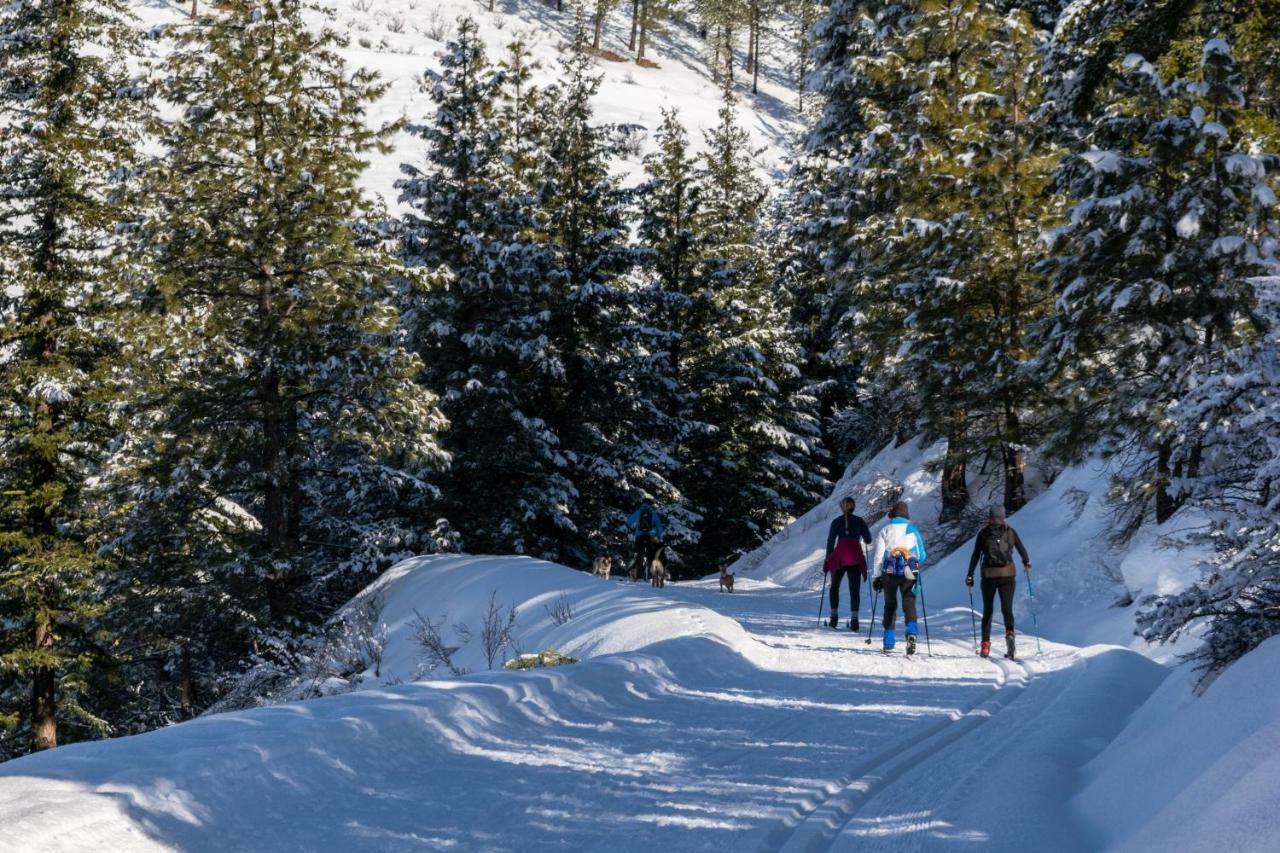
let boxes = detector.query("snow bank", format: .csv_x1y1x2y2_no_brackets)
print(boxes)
1075,635,1280,852
361,554,757,682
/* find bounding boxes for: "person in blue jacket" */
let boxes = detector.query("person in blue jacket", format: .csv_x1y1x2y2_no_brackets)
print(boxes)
626,502,665,581
870,501,928,655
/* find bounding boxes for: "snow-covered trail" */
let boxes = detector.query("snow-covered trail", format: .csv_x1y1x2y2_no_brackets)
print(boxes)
0,573,1163,852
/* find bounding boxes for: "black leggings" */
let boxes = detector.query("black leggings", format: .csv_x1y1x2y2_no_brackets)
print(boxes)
981,577,1016,641
881,575,917,630
829,565,863,616
632,536,660,579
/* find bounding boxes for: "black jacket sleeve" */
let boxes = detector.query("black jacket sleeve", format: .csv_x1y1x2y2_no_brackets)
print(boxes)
826,518,837,556
967,531,984,578
1011,527,1030,566
857,516,872,546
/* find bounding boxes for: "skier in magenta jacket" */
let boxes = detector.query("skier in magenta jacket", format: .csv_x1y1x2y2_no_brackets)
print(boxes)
824,496,873,630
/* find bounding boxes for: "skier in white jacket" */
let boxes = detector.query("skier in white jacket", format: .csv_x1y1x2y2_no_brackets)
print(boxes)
870,501,928,655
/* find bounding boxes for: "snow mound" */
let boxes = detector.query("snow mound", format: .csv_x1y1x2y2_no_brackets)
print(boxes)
362,554,758,682
1076,635,1280,852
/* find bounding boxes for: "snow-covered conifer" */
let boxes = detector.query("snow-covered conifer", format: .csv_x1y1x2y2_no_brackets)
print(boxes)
0,0,145,754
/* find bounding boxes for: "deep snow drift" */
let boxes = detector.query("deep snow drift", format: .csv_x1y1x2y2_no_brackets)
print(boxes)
2,441,1276,852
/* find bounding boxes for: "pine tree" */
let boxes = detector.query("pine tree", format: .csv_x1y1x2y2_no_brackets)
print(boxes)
0,0,144,754
397,23,573,557
632,109,707,548
1138,279,1279,680
787,1,967,509
116,0,447,716
1037,40,1276,527
1050,0,1280,129
889,4,1057,515
687,84,825,560
535,28,652,564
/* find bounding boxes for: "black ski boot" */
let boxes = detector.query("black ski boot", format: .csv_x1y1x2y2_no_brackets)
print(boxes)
849,617,860,632
906,635,917,656
828,614,838,629
1005,631,1016,660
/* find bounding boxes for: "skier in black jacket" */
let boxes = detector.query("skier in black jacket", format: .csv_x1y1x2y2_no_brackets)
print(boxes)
966,505,1031,659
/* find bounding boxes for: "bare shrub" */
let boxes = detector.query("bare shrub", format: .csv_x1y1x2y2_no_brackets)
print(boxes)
421,6,451,41
480,590,519,670
338,592,388,678
411,609,468,676
544,593,574,626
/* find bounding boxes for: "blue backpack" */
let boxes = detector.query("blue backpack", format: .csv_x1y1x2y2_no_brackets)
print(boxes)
882,547,919,577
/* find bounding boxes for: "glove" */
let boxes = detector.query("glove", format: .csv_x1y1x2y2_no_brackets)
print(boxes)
872,576,882,592
1023,563,1032,577
965,574,974,587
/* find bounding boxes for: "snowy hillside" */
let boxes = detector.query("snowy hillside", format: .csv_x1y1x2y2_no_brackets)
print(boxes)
139,0,805,205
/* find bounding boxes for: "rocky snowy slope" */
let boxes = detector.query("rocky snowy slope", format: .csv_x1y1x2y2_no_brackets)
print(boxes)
138,0,806,207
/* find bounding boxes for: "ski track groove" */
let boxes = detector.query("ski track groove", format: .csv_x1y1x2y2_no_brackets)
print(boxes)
824,654,1080,853
760,648,1032,853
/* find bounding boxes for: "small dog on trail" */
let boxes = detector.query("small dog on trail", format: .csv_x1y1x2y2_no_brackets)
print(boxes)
592,556,612,580
719,563,735,593
650,550,668,589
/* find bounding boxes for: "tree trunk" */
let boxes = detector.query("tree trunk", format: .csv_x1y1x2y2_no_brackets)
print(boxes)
1002,400,1026,513
752,21,760,94
941,411,970,521
638,13,647,60
32,615,56,751
1155,439,1177,524
629,0,638,52
593,8,604,50
259,267,290,619
191,0,198,18
723,26,733,82
178,645,196,720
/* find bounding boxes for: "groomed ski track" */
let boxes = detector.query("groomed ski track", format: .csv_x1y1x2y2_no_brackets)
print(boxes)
0,566,1164,852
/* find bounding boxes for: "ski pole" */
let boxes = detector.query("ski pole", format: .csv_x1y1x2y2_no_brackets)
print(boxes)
917,570,932,656
1025,570,1042,655
865,585,879,645
865,568,873,630
817,569,828,628
967,584,979,653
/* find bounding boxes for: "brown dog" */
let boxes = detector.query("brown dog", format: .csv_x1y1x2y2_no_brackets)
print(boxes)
650,550,668,588
592,556,612,580
719,563,735,593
